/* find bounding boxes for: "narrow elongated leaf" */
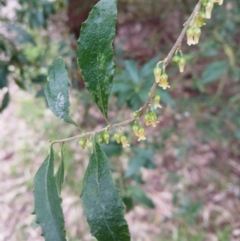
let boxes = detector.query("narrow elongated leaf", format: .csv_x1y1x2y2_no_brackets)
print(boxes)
45,57,77,126
0,65,9,112
34,147,66,241
81,141,130,241
55,145,65,195
77,0,117,120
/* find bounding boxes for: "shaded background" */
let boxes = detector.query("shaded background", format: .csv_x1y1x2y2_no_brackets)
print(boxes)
0,0,240,240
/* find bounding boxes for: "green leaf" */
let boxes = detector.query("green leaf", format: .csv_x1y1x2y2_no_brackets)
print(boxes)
55,145,65,195
45,57,77,126
77,0,118,120
0,91,10,113
201,61,228,84
81,141,130,241
34,147,66,241
127,186,155,209
124,60,140,84
0,65,9,112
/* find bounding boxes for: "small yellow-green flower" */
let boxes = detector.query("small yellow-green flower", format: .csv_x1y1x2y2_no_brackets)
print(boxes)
193,26,201,44
197,11,206,27
97,134,104,144
103,131,110,144
120,135,130,148
149,112,158,127
178,56,186,73
87,140,93,149
114,132,121,144
144,113,151,126
79,137,87,149
132,123,140,137
159,73,170,90
153,95,162,109
137,127,146,141
186,27,195,46
205,1,214,19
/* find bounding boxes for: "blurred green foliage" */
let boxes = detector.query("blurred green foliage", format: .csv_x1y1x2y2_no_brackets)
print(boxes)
0,0,67,112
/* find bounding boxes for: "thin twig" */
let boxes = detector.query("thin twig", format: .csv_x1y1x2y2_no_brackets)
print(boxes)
51,1,201,145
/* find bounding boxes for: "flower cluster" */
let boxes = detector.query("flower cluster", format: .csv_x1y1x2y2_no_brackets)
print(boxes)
144,111,158,127
187,0,224,45
79,0,224,153
132,123,146,141
114,132,130,148
173,52,186,73
154,67,170,90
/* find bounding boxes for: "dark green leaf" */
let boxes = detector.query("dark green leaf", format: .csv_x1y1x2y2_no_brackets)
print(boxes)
0,66,9,112
81,141,130,241
127,186,155,208
55,145,65,195
34,147,66,241
77,0,118,120
0,91,10,113
101,142,123,157
201,61,228,84
0,65,8,89
45,57,77,126
122,195,134,213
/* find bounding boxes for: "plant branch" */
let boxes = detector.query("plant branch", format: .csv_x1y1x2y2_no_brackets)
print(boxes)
51,1,201,145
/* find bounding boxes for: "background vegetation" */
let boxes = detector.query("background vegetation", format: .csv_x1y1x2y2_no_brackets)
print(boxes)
0,0,239,240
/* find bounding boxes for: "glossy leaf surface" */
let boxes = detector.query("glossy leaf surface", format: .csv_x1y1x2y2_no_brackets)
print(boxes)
77,0,117,120
81,141,130,241
45,57,77,126
34,147,66,241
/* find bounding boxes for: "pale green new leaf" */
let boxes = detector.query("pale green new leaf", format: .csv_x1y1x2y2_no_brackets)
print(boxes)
81,141,130,241
45,57,77,126
77,0,117,120
34,147,66,241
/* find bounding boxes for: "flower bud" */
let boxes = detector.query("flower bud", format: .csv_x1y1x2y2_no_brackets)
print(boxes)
178,56,186,73
103,131,110,144
154,67,161,84
97,134,104,144
79,137,87,149
173,55,180,64
205,1,214,19
87,141,93,149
